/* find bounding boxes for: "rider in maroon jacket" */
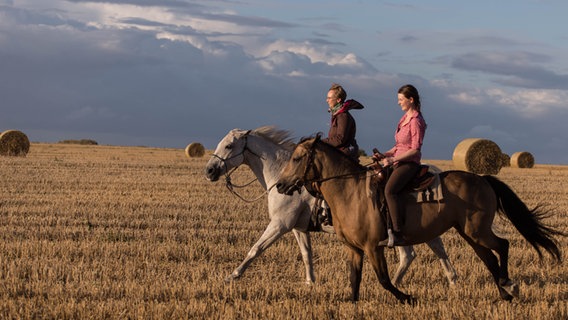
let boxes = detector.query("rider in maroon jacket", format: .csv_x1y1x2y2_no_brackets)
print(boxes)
319,83,364,229
322,83,363,162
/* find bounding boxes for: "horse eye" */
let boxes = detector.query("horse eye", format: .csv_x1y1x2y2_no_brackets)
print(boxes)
225,143,233,150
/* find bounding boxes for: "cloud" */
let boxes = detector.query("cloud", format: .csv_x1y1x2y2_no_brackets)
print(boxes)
451,51,568,89
1,1,567,164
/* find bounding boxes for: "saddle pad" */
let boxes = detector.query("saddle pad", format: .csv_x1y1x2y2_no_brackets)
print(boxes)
411,173,443,203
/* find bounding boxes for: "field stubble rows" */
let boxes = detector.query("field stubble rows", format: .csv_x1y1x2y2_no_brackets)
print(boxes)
0,143,566,319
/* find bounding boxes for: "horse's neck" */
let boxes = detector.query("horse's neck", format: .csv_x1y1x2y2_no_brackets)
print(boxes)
244,141,289,191
319,156,365,198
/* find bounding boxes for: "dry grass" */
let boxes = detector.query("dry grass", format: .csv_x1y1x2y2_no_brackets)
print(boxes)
0,144,566,319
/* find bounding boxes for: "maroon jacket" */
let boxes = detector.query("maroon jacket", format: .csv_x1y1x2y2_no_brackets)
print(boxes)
323,99,363,161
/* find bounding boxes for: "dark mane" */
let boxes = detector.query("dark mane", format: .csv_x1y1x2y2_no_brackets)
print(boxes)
310,135,366,170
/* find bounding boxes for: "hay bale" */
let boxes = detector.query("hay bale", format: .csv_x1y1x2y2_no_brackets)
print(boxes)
500,153,511,167
185,142,205,158
510,151,534,168
452,138,502,174
0,130,30,156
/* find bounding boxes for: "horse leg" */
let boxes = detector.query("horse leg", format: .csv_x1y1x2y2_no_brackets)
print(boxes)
226,220,290,282
367,245,415,304
345,246,364,302
457,231,515,300
392,246,416,287
470,231,515,298
292,229,315,284
425,237,458,285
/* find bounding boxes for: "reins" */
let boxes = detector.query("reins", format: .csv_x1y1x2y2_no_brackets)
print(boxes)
224,166,274,203
302,137,378,185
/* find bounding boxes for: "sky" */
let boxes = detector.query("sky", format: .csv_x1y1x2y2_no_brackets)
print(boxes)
1,0,567,164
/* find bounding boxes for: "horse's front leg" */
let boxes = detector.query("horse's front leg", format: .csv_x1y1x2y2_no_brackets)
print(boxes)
368,245,415,304
226,220,290,282
345,246,364,302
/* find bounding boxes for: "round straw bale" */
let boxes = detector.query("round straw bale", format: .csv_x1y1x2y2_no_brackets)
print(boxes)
452,138,502,174
500,153,511,167
185,142,205,158
510,151,534,168
0,130,30,156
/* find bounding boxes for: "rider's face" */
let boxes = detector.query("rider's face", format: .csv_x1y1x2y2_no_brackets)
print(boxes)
326,90,340,109
398,93,415,112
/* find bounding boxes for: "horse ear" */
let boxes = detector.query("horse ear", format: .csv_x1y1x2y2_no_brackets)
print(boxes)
315,132,322,143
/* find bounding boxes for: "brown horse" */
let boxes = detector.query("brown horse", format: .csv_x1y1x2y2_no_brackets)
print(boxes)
276,135,564,303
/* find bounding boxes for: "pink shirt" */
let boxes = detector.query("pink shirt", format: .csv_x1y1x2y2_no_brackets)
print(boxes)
393,110,426,164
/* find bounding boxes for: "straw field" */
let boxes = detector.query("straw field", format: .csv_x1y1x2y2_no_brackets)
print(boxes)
0,143,566,319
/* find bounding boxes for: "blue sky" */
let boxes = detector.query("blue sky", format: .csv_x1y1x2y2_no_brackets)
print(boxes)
1,0,567,164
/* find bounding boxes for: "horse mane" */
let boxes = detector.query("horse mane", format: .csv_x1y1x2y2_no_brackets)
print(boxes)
251,126,296,151
311,134,366,170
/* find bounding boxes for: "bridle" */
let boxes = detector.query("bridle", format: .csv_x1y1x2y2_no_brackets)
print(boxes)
211,130,268,202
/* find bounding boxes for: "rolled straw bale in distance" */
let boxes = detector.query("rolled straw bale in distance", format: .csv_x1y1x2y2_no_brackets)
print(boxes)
510,151,535,168
500,153,511,167
185,142,205,158
452,138,502,174
0,130,30,156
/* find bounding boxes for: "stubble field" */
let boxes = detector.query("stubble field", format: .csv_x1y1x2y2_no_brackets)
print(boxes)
0,143,566,319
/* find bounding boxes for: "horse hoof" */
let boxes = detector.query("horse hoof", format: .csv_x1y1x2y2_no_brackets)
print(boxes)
225,274,239,283
320,224,336,234
501,280,519,298
404,296,417,305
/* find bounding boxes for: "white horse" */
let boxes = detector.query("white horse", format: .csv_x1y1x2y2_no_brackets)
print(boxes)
204,126,457,286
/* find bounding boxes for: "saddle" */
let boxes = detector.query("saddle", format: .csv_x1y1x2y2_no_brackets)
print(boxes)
409,165,436,192
369,163,435,192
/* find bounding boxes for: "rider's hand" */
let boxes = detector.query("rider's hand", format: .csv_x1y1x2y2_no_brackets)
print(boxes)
371,148,385,162
381,157,394,167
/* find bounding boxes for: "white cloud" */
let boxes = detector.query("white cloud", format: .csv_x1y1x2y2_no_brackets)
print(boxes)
486,88,568,117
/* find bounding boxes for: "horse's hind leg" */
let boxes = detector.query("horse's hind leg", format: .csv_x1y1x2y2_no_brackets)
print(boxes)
425,237,458,285
458,231,515,300
367,245,415,304
392,246,416,287
292,229,315,284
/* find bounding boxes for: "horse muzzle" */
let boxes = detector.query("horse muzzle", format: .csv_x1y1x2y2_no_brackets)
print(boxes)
205,164,221,182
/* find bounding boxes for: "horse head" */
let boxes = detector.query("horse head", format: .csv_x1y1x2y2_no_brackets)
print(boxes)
205,129,253,181
276,134,322,195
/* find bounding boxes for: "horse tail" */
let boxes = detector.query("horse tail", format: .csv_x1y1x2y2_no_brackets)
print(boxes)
483,175,564,262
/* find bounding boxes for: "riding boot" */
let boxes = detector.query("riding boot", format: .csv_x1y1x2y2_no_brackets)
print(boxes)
387,229,405,248
307,209,321,232
318,206,335,234
320,208,332,226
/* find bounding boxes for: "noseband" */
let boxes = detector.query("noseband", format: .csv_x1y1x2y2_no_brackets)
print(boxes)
211,130,266,202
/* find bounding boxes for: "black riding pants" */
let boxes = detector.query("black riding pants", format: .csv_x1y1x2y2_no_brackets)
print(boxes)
384,161,420,232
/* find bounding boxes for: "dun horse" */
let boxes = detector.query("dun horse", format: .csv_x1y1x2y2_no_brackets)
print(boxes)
276,135,563,303
205,126,457,286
